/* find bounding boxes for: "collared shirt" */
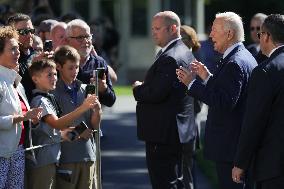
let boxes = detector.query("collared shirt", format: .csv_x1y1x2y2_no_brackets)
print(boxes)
63,82,79,106
268,44,284,57
53,78,96,163
223,42,242,59
0,65,23,158
160,37,182,54
28,89,61,168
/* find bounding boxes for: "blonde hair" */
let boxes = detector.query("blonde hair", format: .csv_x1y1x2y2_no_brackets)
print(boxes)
180,25,201,52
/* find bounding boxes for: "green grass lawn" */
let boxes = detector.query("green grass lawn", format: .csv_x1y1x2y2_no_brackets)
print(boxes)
195,149,218,189
114,85,132,96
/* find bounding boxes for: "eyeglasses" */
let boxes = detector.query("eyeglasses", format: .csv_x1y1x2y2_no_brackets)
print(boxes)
17,28,35,36
68,34,93,42
257,31,270,39
250,26,260,31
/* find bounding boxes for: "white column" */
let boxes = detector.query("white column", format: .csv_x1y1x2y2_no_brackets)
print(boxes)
184,0,192,26
117,0,130,84
89,0,100,21
196,0,206,40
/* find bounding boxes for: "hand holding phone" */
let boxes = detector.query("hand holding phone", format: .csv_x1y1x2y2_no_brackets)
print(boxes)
67,121,89,141
44,40,53,52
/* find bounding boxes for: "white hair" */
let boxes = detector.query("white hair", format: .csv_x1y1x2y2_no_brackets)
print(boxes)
66,19,90,37
251,13,267,23
50,22,67,36
216,12,245,42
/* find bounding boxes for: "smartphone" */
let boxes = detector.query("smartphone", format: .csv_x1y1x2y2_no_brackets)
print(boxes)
67,121,89,141
85,84,96,97
96,67,106,79
73,121,89,136
44,40,53,52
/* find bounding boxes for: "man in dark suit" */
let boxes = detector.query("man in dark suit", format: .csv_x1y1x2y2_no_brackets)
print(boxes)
132,11,196,189
176,12,257,189
232,14,284,189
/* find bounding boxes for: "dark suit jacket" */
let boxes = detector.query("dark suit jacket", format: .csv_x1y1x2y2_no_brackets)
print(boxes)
133,39,196,144
234,46,284,181
189,44,257,162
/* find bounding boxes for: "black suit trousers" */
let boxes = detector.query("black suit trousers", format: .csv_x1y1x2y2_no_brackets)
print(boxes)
257,175,284,189
181,140,195,189
146,142,184,189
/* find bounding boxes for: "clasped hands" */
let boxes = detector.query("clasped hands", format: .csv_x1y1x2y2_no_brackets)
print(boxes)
176,60,211,86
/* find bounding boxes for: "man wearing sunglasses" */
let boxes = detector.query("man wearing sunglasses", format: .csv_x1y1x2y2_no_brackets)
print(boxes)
247,13,268,63
7,13,36,102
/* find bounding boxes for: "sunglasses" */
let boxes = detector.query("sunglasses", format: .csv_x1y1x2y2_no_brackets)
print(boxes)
69,34,93,43
250,26,260,31
257,31,270,39
17,28,35,36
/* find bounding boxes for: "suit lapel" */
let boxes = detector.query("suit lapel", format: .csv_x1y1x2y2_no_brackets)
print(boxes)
213,44,244,76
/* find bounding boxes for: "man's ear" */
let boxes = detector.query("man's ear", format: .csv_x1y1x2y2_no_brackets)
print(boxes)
171,24,177,34
227,30,234,41
56,63,61,71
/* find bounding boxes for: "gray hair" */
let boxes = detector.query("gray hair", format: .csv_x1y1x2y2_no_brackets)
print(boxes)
251,13,267,23
216,12,245,42
50,22,67,36
154,11,181,33
66,19,90,37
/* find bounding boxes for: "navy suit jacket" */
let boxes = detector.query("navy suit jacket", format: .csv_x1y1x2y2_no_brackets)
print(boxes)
133,39,196,144
189,44,257,162
235,46,284,181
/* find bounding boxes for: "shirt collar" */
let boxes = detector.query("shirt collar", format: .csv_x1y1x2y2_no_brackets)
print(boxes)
268,44,284,57
161,37,181,53
223,42,242,59
0,65,21,86
80,55,91,69
57,78,81,92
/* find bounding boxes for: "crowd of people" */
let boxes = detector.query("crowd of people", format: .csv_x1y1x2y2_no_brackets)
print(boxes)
133,10,284,189
0,12,116,189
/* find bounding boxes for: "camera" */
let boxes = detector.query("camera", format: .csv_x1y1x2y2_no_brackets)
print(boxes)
43,40,53,52
67,121,89,141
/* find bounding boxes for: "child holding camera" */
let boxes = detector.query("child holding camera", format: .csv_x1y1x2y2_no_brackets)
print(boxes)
53,45,102,189
26,59,98,189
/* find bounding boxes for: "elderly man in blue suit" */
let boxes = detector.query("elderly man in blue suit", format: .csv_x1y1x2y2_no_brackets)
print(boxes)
133,11,196,189
177,12,257,189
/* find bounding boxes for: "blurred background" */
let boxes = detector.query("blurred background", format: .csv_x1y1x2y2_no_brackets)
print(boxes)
0,0,284,84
